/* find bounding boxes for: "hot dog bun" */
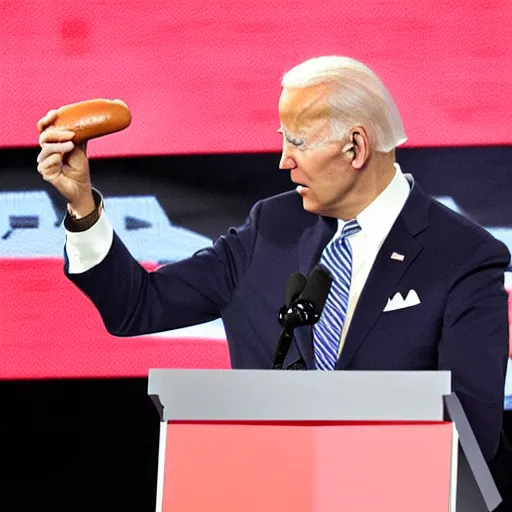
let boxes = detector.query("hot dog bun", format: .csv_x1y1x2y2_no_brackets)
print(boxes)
50,99,132,143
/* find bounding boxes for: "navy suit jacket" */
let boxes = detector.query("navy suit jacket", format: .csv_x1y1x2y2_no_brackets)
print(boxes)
67,175,510,460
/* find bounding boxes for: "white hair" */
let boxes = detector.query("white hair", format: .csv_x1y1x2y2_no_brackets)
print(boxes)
281,56,407,152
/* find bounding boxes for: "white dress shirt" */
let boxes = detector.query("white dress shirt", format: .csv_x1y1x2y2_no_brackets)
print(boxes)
333,164,411,355
65,164,411,356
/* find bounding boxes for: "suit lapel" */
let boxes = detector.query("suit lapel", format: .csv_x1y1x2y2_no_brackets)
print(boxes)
295,215,337,368
336,215,422,369
336,176,431,369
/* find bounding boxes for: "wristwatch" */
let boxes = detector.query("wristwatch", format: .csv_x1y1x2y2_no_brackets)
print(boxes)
64,188,104,233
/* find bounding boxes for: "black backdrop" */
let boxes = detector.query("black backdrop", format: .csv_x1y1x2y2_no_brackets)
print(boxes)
1,146,511,511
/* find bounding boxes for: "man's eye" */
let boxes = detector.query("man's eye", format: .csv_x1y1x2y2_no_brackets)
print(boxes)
286,137,304,147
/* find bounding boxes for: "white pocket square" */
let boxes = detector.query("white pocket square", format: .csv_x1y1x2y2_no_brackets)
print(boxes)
383,290,421,312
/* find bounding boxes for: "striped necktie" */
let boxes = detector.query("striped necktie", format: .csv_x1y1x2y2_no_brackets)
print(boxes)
313,219,361,370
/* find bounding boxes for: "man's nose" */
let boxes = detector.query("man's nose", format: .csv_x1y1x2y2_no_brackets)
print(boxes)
279,150,296,170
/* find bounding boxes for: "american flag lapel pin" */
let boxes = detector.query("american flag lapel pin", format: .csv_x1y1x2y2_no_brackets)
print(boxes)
390,252,405,261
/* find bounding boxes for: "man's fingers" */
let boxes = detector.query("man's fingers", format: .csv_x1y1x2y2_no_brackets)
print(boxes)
37,141,75,163
37,110,58,133
39,128,75,145
37,152,63,179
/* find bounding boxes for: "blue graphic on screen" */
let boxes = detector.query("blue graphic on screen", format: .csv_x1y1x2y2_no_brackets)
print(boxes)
1,190,511,406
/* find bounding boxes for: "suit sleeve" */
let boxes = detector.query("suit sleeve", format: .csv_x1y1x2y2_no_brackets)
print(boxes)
65,200,262,336
439,239,511,461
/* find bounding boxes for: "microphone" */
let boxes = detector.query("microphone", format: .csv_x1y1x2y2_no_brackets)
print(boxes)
272,266,332,369
272,272,307,370
278,271,307,328
280,265,332,331
285,271,308,306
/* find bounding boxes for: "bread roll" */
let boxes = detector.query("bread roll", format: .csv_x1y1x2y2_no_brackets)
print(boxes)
51,98,132,143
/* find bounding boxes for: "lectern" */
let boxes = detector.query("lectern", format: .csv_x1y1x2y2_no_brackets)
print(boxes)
148,370,501,511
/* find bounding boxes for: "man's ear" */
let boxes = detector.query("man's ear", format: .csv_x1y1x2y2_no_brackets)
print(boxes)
348,127,370,169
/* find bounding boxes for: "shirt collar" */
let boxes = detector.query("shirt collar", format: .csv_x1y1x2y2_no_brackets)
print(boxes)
336,163,411,247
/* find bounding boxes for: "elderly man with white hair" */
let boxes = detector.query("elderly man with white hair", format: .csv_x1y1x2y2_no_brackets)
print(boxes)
37,56,510,462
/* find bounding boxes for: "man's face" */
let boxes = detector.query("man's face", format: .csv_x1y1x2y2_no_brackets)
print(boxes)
278,85,356,219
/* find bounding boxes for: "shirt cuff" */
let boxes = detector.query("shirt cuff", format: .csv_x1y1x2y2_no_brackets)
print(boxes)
65,209,114,274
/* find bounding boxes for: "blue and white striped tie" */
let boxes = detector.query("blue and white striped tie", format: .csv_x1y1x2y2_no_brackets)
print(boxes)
313,219,361,370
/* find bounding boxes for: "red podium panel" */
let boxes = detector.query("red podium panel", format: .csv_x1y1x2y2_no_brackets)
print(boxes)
160,421,453,511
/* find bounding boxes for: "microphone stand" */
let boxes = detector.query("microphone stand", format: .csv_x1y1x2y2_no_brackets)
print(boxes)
271,324,295,370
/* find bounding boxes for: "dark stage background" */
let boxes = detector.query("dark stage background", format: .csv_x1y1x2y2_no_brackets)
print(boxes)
0,146,511,511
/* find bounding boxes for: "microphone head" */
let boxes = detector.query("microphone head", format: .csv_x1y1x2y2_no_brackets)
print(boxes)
299,265,332,314
279,271,308,327
285,272,307,307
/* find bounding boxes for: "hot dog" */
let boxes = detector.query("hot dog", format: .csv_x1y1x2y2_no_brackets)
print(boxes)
47,98,132,143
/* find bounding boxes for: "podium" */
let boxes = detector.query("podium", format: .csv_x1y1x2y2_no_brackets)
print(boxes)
148,370,502,511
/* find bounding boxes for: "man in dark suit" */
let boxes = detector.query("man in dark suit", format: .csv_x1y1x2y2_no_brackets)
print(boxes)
36,56,510,462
